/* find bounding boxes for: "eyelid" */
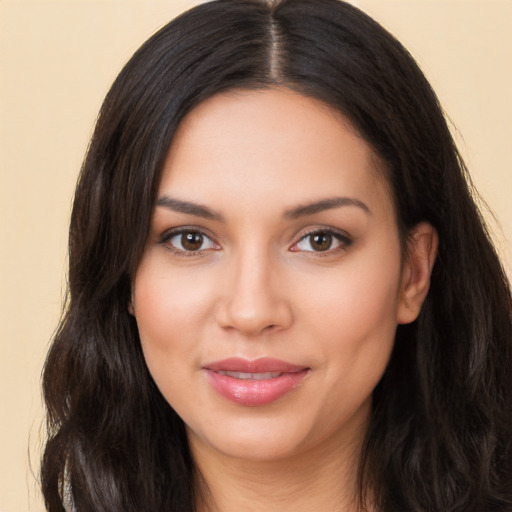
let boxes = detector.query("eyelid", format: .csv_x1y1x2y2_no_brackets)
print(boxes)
289,227,353,254
158,226,221,256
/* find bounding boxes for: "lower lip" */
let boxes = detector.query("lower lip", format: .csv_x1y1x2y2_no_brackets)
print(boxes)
204,369,310,407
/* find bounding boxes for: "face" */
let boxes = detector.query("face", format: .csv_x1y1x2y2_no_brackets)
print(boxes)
132,88,411,463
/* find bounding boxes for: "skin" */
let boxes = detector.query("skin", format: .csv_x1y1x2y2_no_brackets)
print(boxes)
132,88,437,511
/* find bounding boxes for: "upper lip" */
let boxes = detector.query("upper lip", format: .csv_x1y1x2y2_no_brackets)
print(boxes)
204,357,307,373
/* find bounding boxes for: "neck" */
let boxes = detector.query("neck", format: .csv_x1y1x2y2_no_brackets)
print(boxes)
190,426,372,512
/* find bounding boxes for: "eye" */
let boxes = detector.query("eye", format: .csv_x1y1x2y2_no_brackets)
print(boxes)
160,229,219,254
291,229,352,253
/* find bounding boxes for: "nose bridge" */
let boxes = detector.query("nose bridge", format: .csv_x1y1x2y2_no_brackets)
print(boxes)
217,242,292,335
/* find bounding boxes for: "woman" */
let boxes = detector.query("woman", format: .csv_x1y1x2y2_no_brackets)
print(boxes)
41,0,512,511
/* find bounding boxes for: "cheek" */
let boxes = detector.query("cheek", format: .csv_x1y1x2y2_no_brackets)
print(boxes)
293,240,403,401
298,245,402,335
132,259,215,369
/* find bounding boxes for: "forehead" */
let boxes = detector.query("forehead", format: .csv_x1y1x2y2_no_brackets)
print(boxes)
160,88,392,216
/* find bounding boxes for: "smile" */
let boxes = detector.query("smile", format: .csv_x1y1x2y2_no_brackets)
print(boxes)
203,358,310,407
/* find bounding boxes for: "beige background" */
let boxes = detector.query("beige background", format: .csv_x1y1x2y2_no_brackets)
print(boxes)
1,1,510,510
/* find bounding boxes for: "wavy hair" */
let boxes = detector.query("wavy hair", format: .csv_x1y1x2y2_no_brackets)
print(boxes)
41,0,512,510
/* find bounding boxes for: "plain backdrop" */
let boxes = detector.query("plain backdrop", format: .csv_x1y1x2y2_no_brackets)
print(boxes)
1,1,511,510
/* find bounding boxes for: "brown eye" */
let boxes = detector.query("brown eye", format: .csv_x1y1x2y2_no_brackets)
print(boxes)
292,230,351,253
164,230,218,254
181,231,204,251
310,233,332,251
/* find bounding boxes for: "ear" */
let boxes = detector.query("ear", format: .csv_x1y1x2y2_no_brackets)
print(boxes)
397,222,438,325
128,293,135,316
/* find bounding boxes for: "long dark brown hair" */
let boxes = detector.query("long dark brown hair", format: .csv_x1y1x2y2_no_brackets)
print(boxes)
41,1,512,510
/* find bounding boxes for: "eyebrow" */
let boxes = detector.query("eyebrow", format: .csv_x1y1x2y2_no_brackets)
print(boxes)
284,197,372,219
156,195,225,222
155,195,371,222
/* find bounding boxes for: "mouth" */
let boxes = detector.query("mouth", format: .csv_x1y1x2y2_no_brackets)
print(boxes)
216,370,283,380
203,357,310,407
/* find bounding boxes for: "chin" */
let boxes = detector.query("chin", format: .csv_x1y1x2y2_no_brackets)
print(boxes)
186,411,320,463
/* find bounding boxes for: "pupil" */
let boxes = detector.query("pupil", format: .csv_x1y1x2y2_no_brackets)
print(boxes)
311,233,332,251
182,232,203,251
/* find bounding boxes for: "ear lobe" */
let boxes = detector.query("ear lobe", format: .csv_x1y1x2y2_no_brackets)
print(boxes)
397,222,438,325
128,294,135,316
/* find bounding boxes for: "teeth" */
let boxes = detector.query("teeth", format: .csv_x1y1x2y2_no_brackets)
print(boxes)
217,371,282,380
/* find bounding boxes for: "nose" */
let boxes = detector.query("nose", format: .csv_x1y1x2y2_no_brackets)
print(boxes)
215,249,293,336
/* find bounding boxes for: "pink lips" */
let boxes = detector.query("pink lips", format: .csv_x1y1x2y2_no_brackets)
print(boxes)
203,357,310,407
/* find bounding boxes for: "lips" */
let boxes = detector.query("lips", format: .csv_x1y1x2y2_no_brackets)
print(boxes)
203,357,310,407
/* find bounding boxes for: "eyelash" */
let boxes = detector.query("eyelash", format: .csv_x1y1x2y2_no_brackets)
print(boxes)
159,228,220,257
158,227,353,257
291,228,353,255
